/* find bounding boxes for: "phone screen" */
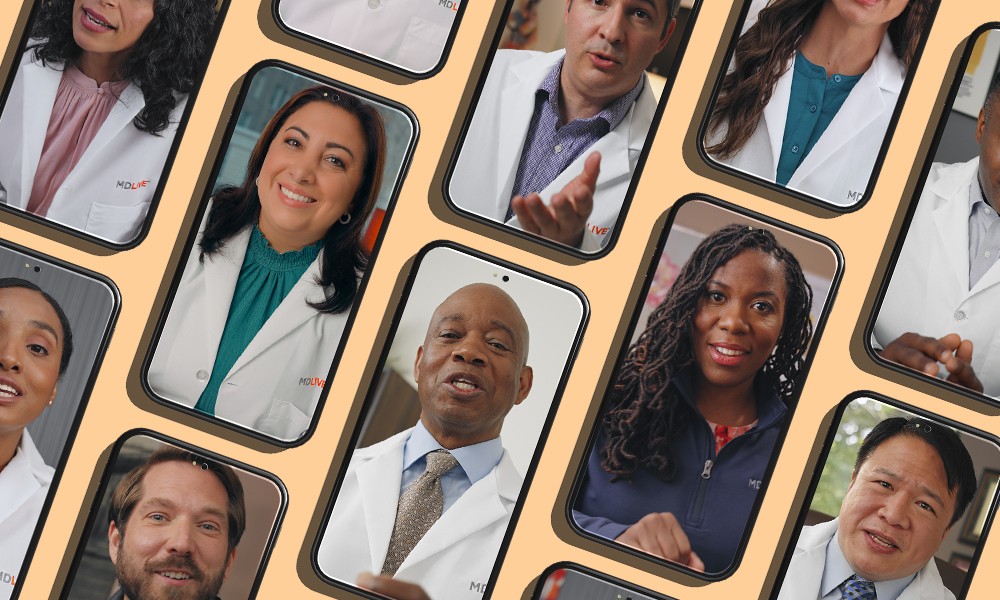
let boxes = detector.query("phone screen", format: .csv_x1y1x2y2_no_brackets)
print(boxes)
313,242,587,600
533,563,671,600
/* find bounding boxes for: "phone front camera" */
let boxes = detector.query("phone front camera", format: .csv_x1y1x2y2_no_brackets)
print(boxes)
502,275,509,282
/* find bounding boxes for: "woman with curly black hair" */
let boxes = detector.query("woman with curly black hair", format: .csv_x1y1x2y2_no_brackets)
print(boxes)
573,224,814,574
0,0,217,243
704,0,932,207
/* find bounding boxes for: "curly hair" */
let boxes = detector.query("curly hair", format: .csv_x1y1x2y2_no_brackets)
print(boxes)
199,86,386,314
706,0,933,159
28,0,217,134
600,224,814,480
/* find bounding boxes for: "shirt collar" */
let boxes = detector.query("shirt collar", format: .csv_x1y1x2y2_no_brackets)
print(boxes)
671,366,787,429
821,530,916,600
402,421,504,485
535,58,644,132
970,174,996,217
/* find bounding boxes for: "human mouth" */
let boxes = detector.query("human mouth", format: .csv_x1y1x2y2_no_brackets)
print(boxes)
0,378,23,400
445,372,486,396
708,343,749,366
157,571,193,581
81,8,116,32
865,530,900,551
279,184,316,204
588,50,622,70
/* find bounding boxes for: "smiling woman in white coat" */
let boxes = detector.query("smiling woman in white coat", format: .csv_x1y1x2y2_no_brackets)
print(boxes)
147,86,386,444
0,0,217,244
704,0,932,208
0,279,73,600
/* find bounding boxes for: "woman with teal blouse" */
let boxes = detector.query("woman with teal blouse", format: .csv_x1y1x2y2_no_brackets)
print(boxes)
705,0,932,207
147,86,386,442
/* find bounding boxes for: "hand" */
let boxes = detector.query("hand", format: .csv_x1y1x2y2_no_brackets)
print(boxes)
511,151,600,247
880,332,983,393
357,573,432,600
614,513,705,572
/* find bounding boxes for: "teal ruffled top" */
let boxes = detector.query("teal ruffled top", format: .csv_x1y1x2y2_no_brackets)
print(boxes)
194,227,322,415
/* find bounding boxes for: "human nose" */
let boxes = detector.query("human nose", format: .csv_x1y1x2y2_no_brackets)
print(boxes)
451,335,488,366
0,337,21,373
717,304,750,335
287,156,316,184
164,522,196,555
599,7,627,45
878,492,910,528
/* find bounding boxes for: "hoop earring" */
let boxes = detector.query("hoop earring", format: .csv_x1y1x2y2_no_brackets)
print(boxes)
339,212,352,225
255,176,259,187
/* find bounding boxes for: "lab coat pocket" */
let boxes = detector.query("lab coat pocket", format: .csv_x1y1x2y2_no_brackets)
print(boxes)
256,396,315,443
85,200,150,243
398,17,449,73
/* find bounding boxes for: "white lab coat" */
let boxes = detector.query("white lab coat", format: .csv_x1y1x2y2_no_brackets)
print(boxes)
0,431,53,600
276,0,458,74
147,207,351,443
776,518,953,600
316,427,522,600
874,158,1000,397
448,49,658,252
0,49,185,244
706,0,904,208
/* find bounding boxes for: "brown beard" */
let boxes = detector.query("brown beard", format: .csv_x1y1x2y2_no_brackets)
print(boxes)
115,536,227,600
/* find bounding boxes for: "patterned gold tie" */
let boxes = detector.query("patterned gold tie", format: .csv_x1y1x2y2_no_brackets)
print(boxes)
381,450,459,575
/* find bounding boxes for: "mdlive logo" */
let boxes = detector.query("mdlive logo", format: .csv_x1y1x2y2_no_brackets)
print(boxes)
117,179,149,190
1,570,16,586
438,0,459,11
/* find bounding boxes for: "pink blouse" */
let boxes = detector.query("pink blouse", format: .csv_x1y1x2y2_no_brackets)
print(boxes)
27,63,129,216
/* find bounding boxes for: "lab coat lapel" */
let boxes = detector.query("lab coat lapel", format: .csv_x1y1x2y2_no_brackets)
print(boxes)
71,83,145,177
397,452,520,572
19,60,62,208
791,34,902,186
0,432,51,526
355,436,407,572
759,59,793,180
929,163,973,295
200,226,249,357
227,253,324,375
496,52,562,218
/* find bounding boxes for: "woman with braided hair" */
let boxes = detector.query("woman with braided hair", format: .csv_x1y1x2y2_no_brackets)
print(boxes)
573,223,814,574
704,0,932,207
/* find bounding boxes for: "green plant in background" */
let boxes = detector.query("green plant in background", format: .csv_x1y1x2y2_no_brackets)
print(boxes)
809,399,906,518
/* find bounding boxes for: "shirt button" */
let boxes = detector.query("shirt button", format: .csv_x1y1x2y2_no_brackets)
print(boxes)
955,310,967,321
810,104,817,113
197,369,209,381
834,75,842,83
987,251,992,258
987,207,993,215
367,0,381,8
554,144,562,153
791,145,799,154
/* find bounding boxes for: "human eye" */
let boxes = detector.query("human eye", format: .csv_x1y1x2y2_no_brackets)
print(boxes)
705,290,725,303
916,500,936,514
438,330,461,340
199,522,221,532
27,342,50,356
148,513,167,522
633,7,651,20
283,136,303,148
324,154,346,169
874,480,892,490
751,300,774,313
488,338,512,352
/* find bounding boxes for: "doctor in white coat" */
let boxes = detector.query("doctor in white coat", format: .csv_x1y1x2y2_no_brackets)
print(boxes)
276,0,459,74
705,0,931,208
0,0,217,244
147,86,386,443
0,280,73,600
776,416,977,600
317,283,534,600
874,77,1000,397
449,0,679,252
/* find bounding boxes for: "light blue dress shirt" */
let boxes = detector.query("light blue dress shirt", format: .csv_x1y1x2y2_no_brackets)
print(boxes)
818,531,915,600
400,421,504,513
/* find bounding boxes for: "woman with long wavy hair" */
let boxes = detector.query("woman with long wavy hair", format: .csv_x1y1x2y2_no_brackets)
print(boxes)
147,86,386,443
573,224,814,574
0,0,217,243
705,0,932,207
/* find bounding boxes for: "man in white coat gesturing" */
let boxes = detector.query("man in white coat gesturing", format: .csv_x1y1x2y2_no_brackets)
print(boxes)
874,71,1000,397
449,0,678,251
317,283,534,600
776,417,977,600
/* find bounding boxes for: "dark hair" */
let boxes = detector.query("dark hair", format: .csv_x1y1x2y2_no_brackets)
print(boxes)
984,69,1000,120
600,224,813,479
108,446,246,553
854,417,977,527
707,0,933,159
28,0,217,134
199,86,386,314
0,277,73,375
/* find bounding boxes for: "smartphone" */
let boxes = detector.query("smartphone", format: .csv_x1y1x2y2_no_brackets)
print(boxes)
769,393,1000,599
0,0,231,248
0,241,119,600
272,0,466,78
444,0,703,255
58,430,287,600
568,195,843,579
141,61,418,446
532,563,675,600
867,24,1000,405
312,241,588,600
697,0,938,211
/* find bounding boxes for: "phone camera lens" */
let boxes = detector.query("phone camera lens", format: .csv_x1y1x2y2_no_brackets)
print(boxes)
33,266,40,272
502,275,509,282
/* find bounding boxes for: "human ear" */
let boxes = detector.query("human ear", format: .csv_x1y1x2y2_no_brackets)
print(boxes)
108,521,122,565
514,365,533,405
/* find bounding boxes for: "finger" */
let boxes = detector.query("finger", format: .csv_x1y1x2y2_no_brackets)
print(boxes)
511,194,541,234
521,193,559,236
357,573,431,600
664,516,693,565
955,338,974,364
580,151,601,188
937,333,962,352
550,190,583,229
882,333,951,374
688,550,706,573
